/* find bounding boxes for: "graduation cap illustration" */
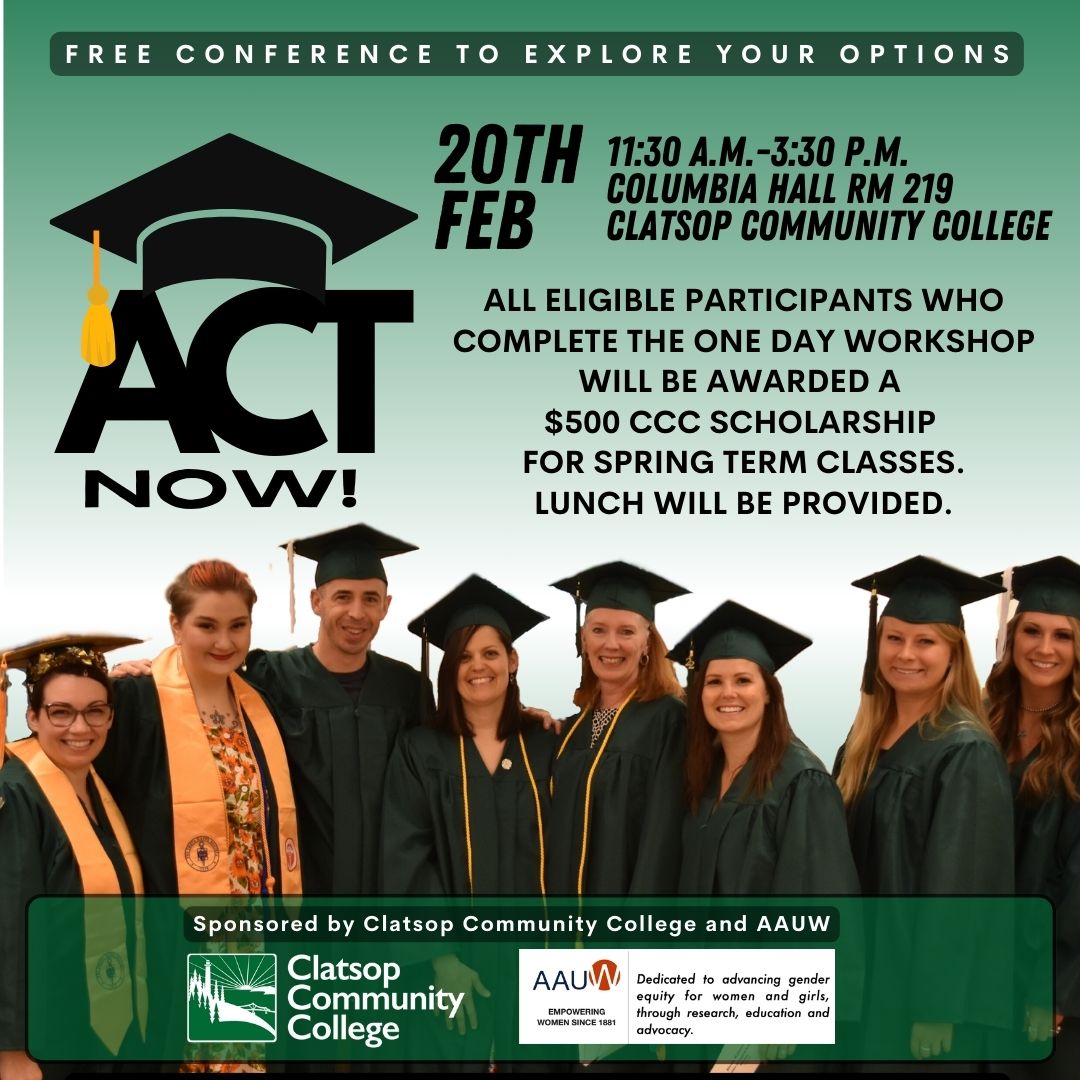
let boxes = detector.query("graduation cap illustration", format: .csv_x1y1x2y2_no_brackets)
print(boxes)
51,133,418,365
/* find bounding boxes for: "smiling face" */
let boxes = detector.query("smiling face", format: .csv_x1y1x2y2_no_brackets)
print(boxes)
27,672,112,775
1012,612,1076,694
699,658,770,742
170,590,252,683
456,625,517,712
311,577,391,672
877,615,952,701
582,607,650,697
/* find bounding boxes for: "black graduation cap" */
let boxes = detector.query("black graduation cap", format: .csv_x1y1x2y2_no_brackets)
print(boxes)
283,523,417,586
667,601,811,677
852,555,1003,693
996,556,1080,620
407,575,548,681
50,133,418,299
550,561,689,656
2,634,143,746
280,522,417,635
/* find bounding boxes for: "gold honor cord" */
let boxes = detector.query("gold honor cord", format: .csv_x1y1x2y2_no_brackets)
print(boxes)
1,652,8,750
458,735,475,896
516,730,547,897
459,730,548,897
552,691,636,896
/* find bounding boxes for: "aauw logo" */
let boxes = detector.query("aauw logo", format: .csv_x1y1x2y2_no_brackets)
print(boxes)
187,953,277,1042
588,958,622,990
533,958,622,991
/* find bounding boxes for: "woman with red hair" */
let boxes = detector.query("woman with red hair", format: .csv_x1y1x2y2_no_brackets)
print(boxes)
95,559,302,899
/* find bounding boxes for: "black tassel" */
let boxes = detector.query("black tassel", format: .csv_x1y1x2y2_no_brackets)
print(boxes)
860,586,879,695
574,583,583,658
420,622,430,719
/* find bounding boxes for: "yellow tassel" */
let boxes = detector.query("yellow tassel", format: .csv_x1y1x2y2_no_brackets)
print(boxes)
1,653,9,751
81,229,116,367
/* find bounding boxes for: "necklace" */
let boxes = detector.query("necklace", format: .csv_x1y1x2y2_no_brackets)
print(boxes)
590,704,619,748
1020,701,1060,713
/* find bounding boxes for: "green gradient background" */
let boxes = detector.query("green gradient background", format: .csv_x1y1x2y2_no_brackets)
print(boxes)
3,1,1075,758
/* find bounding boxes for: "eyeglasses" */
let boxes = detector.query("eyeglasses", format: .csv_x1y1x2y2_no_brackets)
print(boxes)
42,703,114,727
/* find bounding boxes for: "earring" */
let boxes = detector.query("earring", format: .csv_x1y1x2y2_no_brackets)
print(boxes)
510,671,517,684
639,652,650,667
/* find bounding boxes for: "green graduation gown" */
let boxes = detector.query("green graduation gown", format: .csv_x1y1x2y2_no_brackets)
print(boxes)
841,712,1015,1060
0,755,139,1060
679,737,860,895
381,724,554,896
380,725,554,1070
244,646,433,896
845,713,1013,896
94,674,292,896
1012,753,1080,1020
547,695,686,896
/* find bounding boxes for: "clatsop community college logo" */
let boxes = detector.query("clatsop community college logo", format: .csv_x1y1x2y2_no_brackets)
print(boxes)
187,953,277,1043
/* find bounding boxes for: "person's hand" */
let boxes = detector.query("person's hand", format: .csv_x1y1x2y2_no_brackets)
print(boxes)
432,953,490,1035
109,659,153,678
0,1049,43,1080
1023,1004,1056,1042
910,1021,952,1059
522,705,563,735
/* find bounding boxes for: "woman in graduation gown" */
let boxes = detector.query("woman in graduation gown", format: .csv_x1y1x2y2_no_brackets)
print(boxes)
673,601,858,896
546,562,688,898
984,556,1080,1077
669,604,859,1072
381,575,552,1070
94,562,301,1072
0,636,146,1080
835,555,1015,1066
95,559,302,899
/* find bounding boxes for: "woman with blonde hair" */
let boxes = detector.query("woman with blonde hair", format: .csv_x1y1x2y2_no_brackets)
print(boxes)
985,556,1080,1076
546,562,687,897
836,555,1014,1065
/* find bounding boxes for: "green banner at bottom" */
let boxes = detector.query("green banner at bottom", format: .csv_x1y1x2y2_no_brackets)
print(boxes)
26,896,1053,1065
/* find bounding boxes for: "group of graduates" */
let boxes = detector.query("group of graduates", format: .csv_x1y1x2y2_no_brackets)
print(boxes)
0,522,1077,1078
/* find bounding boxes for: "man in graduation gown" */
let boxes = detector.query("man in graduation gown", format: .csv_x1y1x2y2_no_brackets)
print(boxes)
243,524,434,897
110,524,433,899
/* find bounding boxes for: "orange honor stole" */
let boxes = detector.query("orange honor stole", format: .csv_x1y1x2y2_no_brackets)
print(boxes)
6,738,147,1053
152,646,301,894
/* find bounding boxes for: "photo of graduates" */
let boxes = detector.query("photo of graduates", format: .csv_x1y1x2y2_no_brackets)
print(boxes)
2,530,1076,1075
